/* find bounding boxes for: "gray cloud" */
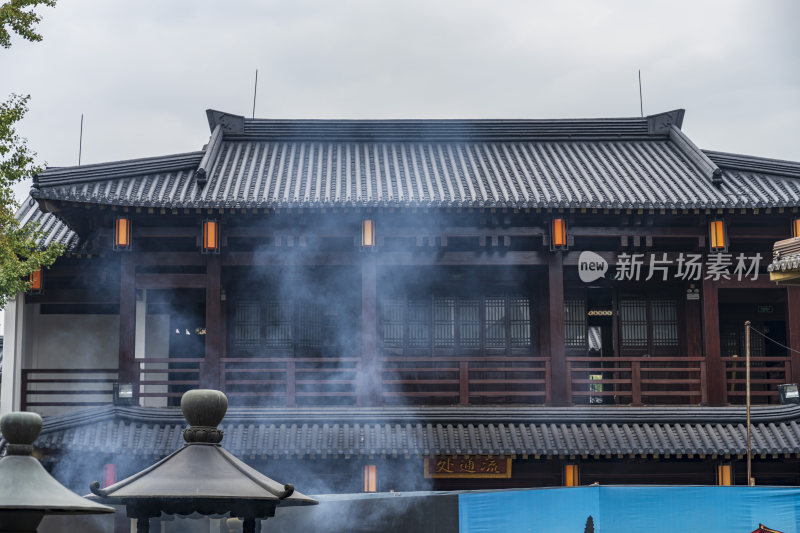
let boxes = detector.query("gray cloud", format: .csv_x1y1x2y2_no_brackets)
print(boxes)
1,0,799,374
1,0,798,202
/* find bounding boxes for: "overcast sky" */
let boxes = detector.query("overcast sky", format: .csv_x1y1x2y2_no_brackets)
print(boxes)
1,0,799,327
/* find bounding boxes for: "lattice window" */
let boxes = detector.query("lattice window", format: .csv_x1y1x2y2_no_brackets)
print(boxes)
458,299,481,348
380,299,405,348
407,299,431,349
509,297,531,348
620,297,648,348
433,297,456,348
296,301,323,349
379,293,532,354
749,326,766,357
484,297,507,348
234,302,260,346
650,299,678,347
564,298,587,349
721,325,740,357
264,301,292,348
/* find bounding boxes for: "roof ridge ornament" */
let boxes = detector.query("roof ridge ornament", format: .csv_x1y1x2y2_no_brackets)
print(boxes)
646,109,685,134
206,109,244,134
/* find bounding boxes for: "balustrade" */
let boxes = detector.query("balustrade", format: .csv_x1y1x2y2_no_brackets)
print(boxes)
21,353,792,412
566,356,707,406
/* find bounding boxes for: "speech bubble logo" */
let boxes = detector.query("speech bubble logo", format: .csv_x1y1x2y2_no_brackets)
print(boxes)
578,251,608,283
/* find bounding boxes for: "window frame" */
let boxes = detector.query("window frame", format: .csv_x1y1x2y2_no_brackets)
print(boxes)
379,286,536,357
618,291,683,357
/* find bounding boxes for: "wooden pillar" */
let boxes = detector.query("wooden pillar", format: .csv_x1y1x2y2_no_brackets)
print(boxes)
548,253,567,406
702,278,725,406
204,254,222,390
787,287,800,385
359,255,378,406
685,294,703,357
118,254,138,400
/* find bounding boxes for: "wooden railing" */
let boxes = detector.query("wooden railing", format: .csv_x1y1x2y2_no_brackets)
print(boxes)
567,356,707,406
221,356,360,406
26,354,788,410
20,368,118,412
723,356,790,405
138,357,205,406
380,356,551,405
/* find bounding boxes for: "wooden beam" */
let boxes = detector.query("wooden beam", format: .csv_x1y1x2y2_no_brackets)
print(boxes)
548,253,567,406
25,290,119,305
133,226,197,238
224,251,553,266
133,252,205,266
379,251,549,266
135,273,206,289
714,278,780,290
224,252,359,266
702,278,724,405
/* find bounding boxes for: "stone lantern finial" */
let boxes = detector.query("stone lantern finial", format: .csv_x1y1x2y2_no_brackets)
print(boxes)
1,411,42,455
181,389,228,444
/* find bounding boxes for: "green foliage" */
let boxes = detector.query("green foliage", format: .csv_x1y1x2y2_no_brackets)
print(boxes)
0,0,55,48
1,0,62,308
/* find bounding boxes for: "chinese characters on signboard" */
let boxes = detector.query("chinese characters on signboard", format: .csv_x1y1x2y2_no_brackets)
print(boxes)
578,251,763,283
424,456,512,479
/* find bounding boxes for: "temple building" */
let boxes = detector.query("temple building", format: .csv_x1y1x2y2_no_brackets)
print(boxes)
3,108,800,507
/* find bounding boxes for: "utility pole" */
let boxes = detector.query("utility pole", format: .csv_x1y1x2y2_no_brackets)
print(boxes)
745,320,754,486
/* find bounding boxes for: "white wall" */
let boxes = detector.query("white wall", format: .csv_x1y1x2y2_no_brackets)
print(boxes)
141,313,170,408
24,308,119,416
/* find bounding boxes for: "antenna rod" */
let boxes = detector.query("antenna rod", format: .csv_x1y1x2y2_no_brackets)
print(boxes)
638,70,643,118
252,69,258,118
78,114,84,165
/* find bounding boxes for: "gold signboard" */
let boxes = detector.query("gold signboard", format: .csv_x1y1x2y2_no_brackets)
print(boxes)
424,455,512,479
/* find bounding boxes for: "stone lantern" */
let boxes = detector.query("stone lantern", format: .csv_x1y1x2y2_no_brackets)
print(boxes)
88,389,316,533
0,411,114,532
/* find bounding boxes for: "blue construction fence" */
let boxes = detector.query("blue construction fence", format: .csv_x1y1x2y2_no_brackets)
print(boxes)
459,486,800,533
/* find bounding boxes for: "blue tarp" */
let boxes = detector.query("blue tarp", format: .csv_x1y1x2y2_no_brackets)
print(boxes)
459,486,800,533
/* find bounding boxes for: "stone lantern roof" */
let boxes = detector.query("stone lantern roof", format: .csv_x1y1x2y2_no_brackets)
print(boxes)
0,411,113,532
87,390,316,532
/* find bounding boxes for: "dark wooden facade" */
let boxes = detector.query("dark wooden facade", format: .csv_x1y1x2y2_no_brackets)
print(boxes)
20,207,799,411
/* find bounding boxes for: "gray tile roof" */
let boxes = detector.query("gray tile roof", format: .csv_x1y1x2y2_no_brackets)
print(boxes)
22,405,800,459
769,237,800,274
15,198,79,251
27,109,800,213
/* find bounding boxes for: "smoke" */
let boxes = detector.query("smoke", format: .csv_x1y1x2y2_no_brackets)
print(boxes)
21,184,544,533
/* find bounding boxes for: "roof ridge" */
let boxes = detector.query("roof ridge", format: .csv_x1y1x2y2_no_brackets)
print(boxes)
704,150,800,178
206,108,685,142
34,151,204,188
669,126,722,185
36,405,800,432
